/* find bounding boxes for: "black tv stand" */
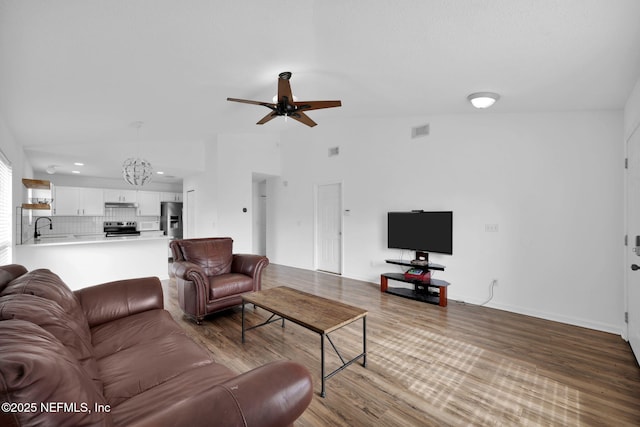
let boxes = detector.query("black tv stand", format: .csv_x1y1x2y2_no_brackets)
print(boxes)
380,259,450,307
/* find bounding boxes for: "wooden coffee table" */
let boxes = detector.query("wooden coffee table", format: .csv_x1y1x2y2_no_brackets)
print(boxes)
241,286,367,397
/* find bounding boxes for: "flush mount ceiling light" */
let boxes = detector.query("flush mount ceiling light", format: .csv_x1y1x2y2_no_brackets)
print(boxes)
467,92,500,109
122,121,153,186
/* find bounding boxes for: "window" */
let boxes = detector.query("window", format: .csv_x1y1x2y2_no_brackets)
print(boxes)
0,149,12,264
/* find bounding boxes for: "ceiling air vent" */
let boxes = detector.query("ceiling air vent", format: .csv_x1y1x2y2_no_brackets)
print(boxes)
328,146,340,157
411,124,430,139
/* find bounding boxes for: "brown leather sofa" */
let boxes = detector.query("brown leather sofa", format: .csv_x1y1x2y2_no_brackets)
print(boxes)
170,237,269,324
0,264,312,427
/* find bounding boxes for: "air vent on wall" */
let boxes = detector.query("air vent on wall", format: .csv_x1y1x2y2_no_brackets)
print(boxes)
411,124,430,139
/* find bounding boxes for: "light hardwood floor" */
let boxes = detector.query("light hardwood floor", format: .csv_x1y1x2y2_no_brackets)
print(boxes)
163,264,640,426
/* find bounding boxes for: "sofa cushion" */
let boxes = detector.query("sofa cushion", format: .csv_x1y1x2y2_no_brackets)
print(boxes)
209,273,254,299
91,309,216,406
90,309,192,359
0,294,102,392
0,319,113,427
98,333,215,406
0,268,91,340
179,238,233,276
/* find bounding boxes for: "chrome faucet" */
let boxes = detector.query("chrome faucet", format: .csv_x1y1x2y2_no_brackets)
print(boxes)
34,217,52,239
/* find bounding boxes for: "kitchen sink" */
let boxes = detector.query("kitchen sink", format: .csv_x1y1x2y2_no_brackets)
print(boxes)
36,234,75,240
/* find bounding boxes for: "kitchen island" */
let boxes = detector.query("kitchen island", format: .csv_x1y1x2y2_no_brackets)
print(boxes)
14,234,170,290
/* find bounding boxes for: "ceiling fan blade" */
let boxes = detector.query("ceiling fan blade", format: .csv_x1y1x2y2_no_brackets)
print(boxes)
256,111,279,125
290,111,317,127
227,98,275,109
294,100,342,111
277,77,294,104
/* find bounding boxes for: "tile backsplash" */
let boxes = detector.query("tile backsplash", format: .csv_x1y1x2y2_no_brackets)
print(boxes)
19,207,159,243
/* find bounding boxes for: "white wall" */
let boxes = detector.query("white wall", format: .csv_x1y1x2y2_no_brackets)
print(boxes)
183,136,219,239
184,133,281,253
0,112,35,263
625,78,640,140
270,111,624,334
0,113,33,203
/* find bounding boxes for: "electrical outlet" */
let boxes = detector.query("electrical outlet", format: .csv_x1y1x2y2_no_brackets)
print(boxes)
485,224,499,232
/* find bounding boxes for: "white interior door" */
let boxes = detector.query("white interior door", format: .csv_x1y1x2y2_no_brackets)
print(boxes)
252,180,267,256
316,183,342,274
626,127,640,363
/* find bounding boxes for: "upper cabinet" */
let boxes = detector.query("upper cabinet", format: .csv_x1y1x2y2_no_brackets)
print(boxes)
160,192,183,202
104,189,138,203
82,188,105,215
136,191,160,216
46,186,177,217
53,187,104,216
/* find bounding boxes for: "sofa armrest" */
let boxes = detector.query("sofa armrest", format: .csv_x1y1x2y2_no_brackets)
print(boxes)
231,254,269,279
169,260,210,322
169,260,210,301
0,264,28,290
75,277,163,328
127,360,313,427
218,360,312,427
170,260,207,284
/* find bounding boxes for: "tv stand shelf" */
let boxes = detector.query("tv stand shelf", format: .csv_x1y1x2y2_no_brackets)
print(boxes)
384,259,445,271
380,259,450,307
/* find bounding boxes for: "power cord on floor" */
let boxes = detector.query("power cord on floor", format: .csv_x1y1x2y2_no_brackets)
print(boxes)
479,279,498,306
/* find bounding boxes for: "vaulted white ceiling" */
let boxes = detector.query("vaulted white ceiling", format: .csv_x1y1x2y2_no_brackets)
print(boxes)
1,0,640,181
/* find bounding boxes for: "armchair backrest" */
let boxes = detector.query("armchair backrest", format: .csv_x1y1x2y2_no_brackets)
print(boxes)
170,238,234,277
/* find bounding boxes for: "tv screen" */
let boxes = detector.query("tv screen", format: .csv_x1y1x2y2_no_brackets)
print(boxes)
387,211,453,255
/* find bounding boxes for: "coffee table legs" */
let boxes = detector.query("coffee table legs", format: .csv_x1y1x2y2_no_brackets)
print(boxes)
241,301,245,343
321,334,326,397
363,316,367,368
242,304,367,398
320,316,367,398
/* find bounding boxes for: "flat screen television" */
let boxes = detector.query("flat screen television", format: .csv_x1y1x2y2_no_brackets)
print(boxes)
387,211,453,256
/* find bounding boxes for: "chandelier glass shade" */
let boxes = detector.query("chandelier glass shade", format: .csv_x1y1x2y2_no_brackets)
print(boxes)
122,157,153,186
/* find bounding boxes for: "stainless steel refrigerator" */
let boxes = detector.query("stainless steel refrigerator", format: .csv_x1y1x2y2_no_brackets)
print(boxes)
161,202,183,240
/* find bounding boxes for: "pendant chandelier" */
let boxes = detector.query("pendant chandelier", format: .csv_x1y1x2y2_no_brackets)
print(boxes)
122,121,153,186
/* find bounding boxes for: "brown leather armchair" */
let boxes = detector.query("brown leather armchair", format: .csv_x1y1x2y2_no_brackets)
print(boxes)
169,237,269,324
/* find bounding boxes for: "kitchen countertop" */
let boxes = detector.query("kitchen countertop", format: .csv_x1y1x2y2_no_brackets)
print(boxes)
22,233,169,247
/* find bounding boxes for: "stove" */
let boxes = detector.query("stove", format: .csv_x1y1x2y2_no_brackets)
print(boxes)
103,221,140,237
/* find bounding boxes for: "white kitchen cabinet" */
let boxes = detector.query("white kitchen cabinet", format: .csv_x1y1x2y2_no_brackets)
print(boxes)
160,192,182,202
104,189,138,203
81,188,105,215
53,186,104,216
53,186,79,216
136,191,160,216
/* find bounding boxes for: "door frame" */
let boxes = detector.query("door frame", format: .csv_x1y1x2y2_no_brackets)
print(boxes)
314,181,344,275
624,120,640,362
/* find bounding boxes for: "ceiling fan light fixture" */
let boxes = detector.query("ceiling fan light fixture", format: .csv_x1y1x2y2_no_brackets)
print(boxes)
228,72,341,127
468,92,500,109
272,94,298,103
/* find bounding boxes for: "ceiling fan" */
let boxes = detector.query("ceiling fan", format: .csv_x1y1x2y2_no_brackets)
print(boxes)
227,71,341,127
